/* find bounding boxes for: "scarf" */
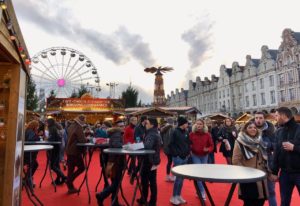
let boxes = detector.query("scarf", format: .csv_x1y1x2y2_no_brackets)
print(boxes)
237,132,267,161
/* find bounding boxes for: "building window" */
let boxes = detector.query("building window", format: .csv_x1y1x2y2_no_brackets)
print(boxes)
245,83,248,92
261,93,266,105
227,88,230,97
270,90,276,104
280,90,285,102
227,100,230,109
279,73,284,86
289,88,295,100
245,96,249,107
260,78,264,89
253,94,257,106
269,75,274,87
288,70,294,84
223,90,225,98
252,81,256,90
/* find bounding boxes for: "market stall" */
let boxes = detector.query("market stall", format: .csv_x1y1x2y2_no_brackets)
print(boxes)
46,94,124,124
0,1,31,205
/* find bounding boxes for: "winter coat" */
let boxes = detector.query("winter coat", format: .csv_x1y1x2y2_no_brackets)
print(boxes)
160,124,174,155
211,126,220,153
169,127,190,158
189,131,214,156
134,123,146,141
107,127,125,168
259,121,276,170
66,121,87,156
232,138,268,200
144,127,161,165
123,124,135,144
272,117,300,175
218,126,237,157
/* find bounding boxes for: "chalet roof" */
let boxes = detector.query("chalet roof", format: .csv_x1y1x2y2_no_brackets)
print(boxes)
127,107,176,117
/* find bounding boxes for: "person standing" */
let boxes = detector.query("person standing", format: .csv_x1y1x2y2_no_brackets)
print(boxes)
137,118,161,206
123,116,138,175
160,117,176,182
232,121,268,206
169,117,190,205
218,118,237,164
24,120,40,187
270,107,300,206
189,119,214,200
210,121,220,164
96,120,126,206
47,118,67,185
65,115,87,194
134,116,148,142
254,111,277,206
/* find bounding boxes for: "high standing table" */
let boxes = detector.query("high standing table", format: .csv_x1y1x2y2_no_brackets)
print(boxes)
23,145,53,206
76,142,109,204
24,141,62,191
103,148,155,206
171,164,266,206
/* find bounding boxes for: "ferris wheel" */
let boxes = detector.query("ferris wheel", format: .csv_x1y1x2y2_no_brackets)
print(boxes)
30,47,101,98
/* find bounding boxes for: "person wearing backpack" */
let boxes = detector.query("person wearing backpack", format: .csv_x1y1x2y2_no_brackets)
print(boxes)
161,117,176,182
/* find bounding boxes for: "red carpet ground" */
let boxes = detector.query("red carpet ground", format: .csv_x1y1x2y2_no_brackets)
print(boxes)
22,149,300,206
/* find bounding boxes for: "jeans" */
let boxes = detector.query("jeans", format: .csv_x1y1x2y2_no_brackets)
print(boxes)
166,154,173,175
279,171,300,206
243,199,265,206
141,159,157,204
96,164,124,204
191,154,208,195
207,152,215,164
172,156,188,196
50,150,65,180
267,179,277,206
66,155,85,189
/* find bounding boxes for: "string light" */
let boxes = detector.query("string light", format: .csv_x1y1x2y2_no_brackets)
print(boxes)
0,1,7,10
21,52,26,58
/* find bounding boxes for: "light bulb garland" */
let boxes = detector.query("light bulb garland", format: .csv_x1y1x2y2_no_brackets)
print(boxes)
1,2,31,70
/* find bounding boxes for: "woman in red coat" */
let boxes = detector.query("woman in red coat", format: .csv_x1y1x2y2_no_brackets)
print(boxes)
189,119,214,200
123,117,137,144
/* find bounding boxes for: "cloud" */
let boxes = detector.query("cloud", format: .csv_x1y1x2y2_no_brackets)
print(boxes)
13,0,155,66
181,20,213,80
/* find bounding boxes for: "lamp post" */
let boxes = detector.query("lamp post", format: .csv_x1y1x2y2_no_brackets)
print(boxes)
106,82,118,98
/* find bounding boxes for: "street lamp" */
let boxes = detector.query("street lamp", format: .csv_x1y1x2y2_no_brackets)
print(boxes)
106,82,118,98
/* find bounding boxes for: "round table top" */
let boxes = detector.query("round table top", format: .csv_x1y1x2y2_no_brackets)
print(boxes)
171,164,266,183
77,142,109,148
24,145,54,152
103,148,155,155
24,141,62,145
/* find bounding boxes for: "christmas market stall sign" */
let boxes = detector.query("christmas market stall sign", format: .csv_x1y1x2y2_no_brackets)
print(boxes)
46,98,124,112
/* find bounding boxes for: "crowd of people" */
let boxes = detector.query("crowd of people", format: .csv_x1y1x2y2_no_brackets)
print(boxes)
23,106,300,206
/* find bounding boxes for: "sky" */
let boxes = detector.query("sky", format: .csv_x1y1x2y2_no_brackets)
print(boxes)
12,0,300,103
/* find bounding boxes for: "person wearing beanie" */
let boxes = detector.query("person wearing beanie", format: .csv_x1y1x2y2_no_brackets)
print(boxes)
169,116,190,205
161,117,176,182
65,115,87,194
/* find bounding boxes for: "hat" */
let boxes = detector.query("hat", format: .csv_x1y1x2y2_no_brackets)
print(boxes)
166,117,174,125
177,117,188,126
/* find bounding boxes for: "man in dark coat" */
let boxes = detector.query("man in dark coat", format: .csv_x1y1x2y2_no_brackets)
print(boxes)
270,107,300,206
65,115,87,194
254,111,277,206
137,117,161,206
134,116,148,142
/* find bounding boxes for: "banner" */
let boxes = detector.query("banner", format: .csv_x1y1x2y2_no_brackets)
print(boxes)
47,98,124,111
